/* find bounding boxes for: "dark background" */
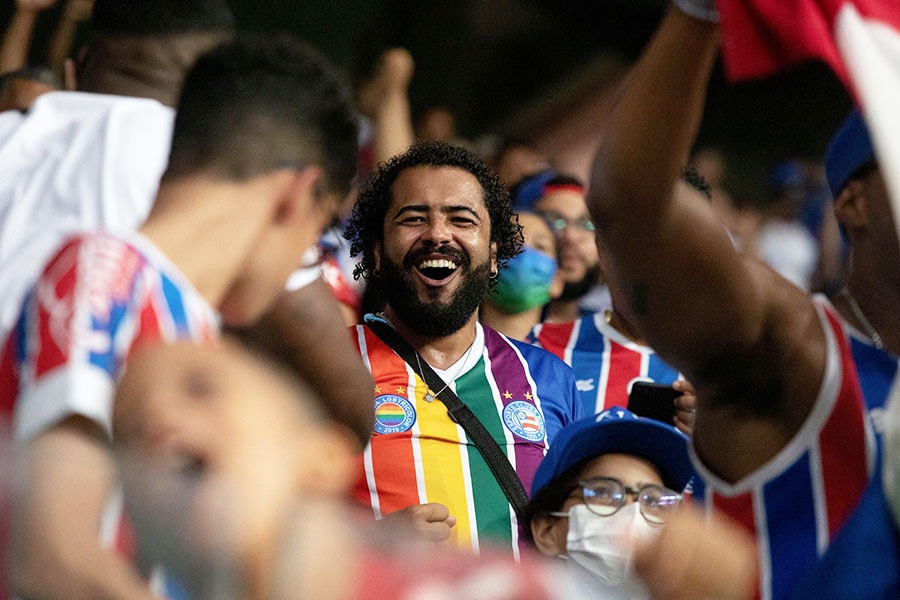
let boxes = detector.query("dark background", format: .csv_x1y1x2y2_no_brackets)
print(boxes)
6,0,854,199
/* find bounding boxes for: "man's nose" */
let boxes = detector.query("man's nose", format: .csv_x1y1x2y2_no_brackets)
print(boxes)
421,217,453,244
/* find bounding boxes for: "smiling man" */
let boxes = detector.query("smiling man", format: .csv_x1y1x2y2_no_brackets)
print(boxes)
344,141,583,558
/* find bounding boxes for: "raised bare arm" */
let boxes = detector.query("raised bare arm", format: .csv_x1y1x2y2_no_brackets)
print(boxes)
588,6,826,481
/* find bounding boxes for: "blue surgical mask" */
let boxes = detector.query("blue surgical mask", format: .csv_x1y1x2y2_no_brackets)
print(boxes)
489,247,557,314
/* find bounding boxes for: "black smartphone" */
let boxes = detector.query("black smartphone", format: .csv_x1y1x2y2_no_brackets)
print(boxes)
627,381,682,424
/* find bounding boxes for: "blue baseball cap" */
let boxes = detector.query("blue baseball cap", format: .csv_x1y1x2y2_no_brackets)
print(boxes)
531,407,693,498
767,160,806,198
510,168,560,212
824,108,875,199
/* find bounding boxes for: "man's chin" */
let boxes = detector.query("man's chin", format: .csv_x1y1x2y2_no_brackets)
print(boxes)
380,256,492,338
560,271,588,287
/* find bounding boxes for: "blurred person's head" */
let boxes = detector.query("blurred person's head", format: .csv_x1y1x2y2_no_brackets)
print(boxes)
490,138,550,189
415,105,457,143
344,141,523,338
113,338,358,600
0,67,60,112
532,174,602,303
510,168,559,213
526,408,693,597
825,108,898,286
825,108,877,204
76,0,236,106
157,34,358,326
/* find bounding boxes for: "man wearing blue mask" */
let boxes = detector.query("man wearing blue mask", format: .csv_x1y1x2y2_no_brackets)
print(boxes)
481,211,563,340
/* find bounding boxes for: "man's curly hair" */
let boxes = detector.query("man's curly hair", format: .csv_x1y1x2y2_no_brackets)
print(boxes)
344,141,523,290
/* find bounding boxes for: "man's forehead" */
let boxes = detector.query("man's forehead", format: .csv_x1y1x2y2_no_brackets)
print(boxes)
535,190,588,215
392,163,480,185
388,165,488,209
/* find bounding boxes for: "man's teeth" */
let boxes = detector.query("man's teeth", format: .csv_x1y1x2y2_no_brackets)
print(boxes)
418,259,458,270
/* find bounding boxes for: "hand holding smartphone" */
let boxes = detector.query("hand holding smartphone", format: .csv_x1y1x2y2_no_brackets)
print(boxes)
627,381,683,424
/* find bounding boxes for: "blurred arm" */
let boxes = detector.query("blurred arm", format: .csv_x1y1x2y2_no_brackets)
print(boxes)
237,278,374,448
588,6,826,480
0,1,56,74
590,8,740,356
358,48,416,163
47,0,94,78
12,417,157,600
631,506,759,600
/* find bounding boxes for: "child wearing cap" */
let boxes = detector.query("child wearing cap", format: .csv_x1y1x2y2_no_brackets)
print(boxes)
525,407,757,600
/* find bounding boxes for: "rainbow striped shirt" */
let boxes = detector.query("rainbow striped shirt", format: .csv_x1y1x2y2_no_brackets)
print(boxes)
352,320,582,558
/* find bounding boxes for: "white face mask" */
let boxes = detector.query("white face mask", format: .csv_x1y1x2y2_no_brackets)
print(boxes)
561,502,659,600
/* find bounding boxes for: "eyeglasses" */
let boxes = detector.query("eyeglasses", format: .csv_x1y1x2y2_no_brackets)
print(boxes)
550,477,683,525
540,211,595,234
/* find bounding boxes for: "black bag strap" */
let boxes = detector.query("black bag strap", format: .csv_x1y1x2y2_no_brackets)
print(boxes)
364,315,530,519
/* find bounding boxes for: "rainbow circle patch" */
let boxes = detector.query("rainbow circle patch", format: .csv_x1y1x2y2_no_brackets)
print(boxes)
503,401,546,442
373,394,416,434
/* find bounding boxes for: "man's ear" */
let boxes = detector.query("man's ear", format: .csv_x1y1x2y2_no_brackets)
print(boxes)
490,241,498,276
530,513,567,558
833,180,868,233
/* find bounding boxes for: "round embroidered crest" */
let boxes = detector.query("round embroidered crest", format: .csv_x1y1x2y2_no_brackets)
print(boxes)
373,395,416,434
503,401,546,442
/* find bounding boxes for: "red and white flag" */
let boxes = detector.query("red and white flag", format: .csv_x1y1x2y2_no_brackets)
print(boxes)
718,0,900,235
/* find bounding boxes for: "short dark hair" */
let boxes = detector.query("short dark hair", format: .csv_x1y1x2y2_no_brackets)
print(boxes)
78,0,237,105
164,34,359,198
344,141,524,288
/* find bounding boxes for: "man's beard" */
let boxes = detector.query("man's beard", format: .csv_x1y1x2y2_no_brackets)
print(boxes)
379,250,492,338
558,263,602,302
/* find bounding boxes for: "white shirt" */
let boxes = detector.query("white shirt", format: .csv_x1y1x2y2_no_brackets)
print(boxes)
0,91,174,340
0,91,321,342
